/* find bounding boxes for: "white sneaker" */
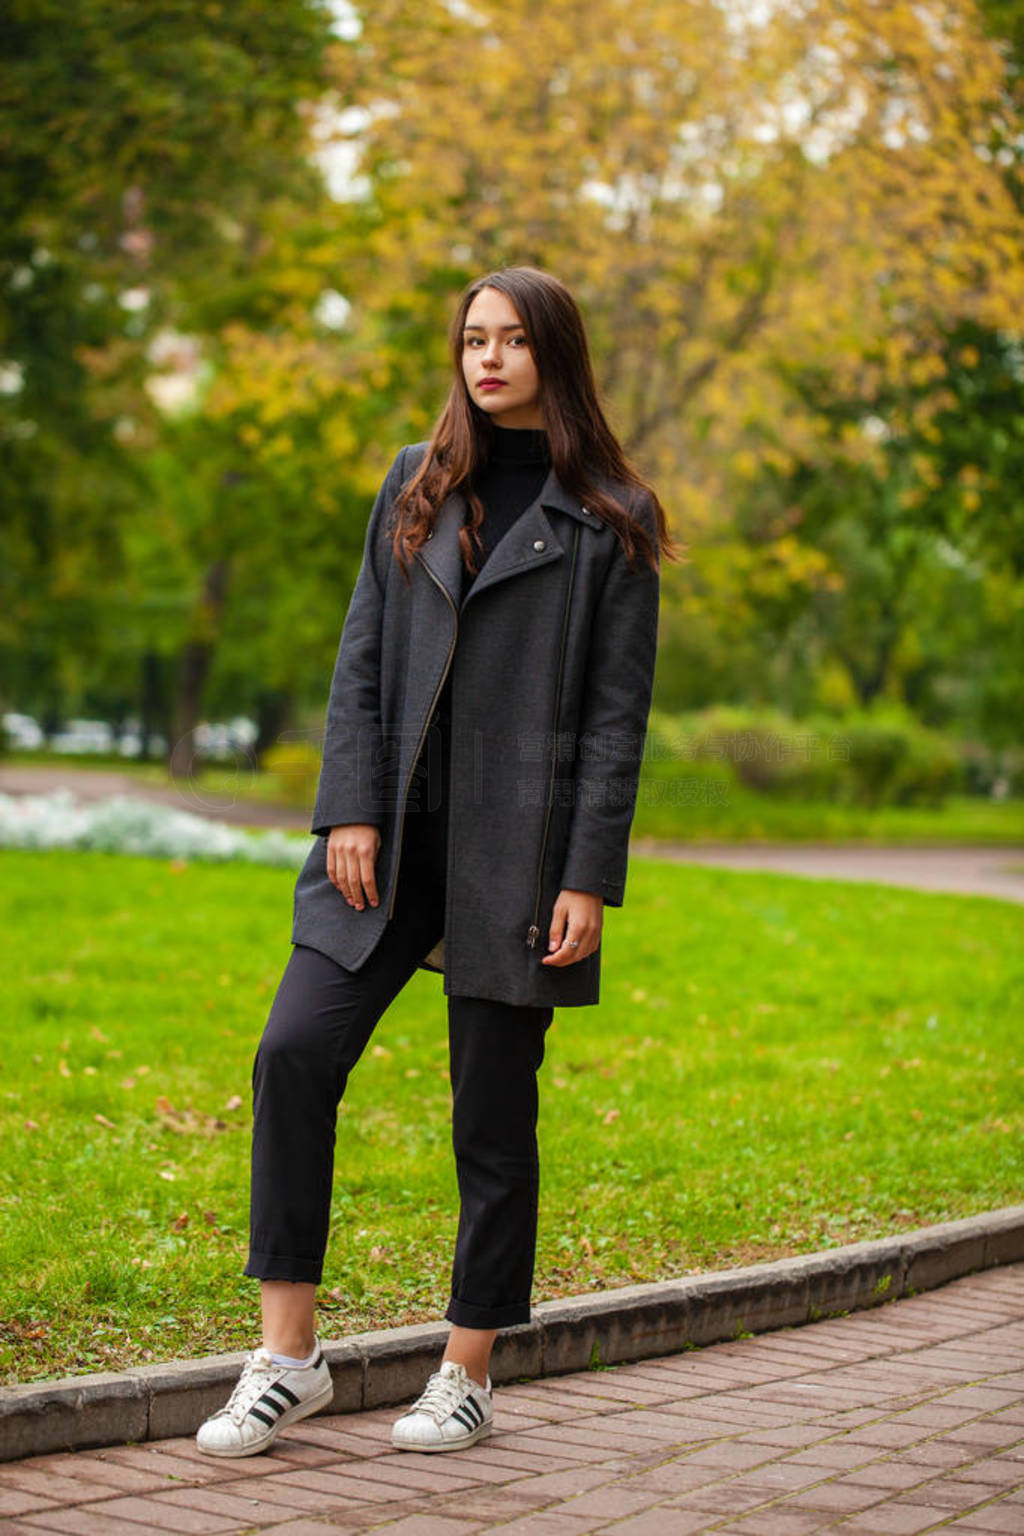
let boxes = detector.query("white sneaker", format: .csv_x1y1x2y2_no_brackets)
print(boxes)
196,1340,333,1457
391,1360,494,1453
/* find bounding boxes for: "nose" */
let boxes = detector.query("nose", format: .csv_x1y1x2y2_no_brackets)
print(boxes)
482,337,502,368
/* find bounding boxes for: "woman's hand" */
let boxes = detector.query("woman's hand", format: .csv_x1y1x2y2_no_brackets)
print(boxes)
541,889,603,966
327,824,382,910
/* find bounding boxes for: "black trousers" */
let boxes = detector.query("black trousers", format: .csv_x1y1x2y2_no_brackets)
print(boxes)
245,712,554,1329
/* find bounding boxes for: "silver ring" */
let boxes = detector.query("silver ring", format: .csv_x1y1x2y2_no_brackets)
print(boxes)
568,940,580,948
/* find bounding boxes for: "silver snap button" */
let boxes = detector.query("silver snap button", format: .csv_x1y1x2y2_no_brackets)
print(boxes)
533,539,545,551
581,506,591,515
426,531,433,540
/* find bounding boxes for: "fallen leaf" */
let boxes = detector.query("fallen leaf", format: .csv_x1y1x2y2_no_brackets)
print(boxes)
171,1213,189,1232
24,1119,40,1132
603,1108,620,1125
94,1114,116,1130
58,1060,71,1079
224,1094,243,1112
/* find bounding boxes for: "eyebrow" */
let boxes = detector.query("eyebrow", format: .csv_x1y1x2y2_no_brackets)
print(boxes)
463,323,526,332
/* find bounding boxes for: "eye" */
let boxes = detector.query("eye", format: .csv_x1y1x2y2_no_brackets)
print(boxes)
509,334,528,347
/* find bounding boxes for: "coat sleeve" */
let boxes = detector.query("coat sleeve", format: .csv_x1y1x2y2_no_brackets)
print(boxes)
558,493,660,906
310,448,407,838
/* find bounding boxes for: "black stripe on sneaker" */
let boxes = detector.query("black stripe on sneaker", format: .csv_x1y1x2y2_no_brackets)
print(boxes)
248,1406,277,1428
256,1391,288,1417
451,1407,477,1431
462,1396,483,1426
312,1351,324,1369
266,1382,299,1408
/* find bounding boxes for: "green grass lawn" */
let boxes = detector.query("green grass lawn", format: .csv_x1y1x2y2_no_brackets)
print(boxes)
1,847,1022,1386
629,785,1024,845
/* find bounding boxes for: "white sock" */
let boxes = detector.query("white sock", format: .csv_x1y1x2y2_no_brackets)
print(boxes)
269,1342,318,1369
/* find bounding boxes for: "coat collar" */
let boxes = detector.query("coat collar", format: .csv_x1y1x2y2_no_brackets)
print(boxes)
416,464,601,610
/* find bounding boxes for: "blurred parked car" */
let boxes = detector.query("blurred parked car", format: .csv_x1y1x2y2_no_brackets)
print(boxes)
2,711,254,761
117,726,168,758
49,719,115,753
194,717,258,761
2,712,45,749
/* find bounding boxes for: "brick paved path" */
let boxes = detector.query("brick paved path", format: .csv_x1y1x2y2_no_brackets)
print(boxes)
2,1265,1022,1536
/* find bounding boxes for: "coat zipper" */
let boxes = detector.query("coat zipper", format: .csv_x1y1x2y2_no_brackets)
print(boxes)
526,524,581,948
387,558,458,921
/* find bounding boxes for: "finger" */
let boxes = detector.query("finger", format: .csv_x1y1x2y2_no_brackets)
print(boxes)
542,925,586,966
359,845,379,908
329,844,347,896
547,901,568,954
343,848,365,908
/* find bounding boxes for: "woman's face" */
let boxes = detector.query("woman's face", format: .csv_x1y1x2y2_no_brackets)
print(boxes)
461,286,544,430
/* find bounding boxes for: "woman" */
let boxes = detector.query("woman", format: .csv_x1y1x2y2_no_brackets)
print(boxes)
197,266,673,1459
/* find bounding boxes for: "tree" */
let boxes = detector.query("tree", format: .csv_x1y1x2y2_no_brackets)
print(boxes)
0,0,334,764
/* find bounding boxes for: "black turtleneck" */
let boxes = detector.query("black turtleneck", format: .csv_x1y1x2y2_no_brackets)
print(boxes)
429,425,551,737
461,424,551,603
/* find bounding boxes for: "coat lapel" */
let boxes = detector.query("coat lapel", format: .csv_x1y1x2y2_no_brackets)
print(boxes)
416,465,596,611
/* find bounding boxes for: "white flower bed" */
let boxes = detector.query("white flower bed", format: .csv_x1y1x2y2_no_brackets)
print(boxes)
0,790,309,868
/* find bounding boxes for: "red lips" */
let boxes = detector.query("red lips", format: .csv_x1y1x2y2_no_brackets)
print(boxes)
477,379,507,391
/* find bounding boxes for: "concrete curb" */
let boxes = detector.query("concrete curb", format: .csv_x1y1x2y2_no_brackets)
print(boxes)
3,1204,1023,1463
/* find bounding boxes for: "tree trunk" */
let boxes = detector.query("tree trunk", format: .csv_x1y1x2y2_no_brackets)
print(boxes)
254,688,293,762
139,648,172,762
168,559,230,781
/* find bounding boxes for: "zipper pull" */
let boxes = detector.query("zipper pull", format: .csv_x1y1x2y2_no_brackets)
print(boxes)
526,925,540,948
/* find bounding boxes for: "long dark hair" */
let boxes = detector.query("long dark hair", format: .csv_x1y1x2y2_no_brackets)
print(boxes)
391,266,678,580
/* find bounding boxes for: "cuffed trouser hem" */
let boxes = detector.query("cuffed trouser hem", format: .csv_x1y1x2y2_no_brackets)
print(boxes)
244,1250,323,1285
445,1294,532,1329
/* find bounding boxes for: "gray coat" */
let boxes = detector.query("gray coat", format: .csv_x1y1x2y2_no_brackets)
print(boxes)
291,442,660,1007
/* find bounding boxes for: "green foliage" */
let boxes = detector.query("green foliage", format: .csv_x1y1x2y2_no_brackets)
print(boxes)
838,714,963,809
647,705,964,811
2,0,1022,772
260,740,323,808
0,0,336,734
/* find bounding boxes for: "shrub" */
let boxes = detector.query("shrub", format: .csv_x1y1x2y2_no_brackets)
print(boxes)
683,706,835,800
833,711,963,808
647,705,964,809
261,741,323,810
